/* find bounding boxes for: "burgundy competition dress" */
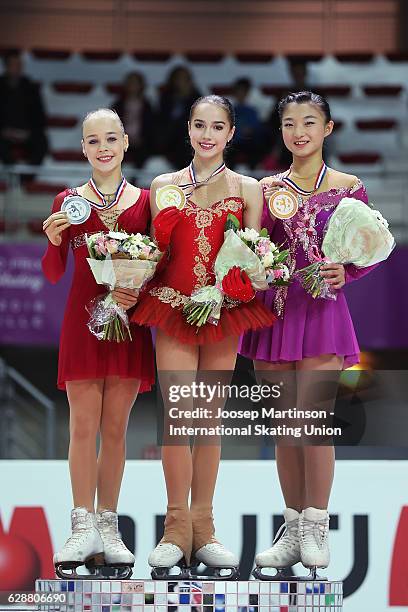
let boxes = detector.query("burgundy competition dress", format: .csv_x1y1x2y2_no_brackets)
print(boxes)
239,176,377,368
42,188,154,391
132,168,276,344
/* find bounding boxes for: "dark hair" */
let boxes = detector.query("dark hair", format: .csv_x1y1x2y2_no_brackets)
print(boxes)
189,95,235,127
278,90,331,123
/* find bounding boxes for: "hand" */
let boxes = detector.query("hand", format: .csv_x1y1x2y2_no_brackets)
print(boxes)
42,212,71,246
153,206,182,251
111,288,140,310
262,179,289,201
320,263,345,290
222,266,255,302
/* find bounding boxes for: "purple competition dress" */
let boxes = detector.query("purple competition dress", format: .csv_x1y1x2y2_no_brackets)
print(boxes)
239,175,377,368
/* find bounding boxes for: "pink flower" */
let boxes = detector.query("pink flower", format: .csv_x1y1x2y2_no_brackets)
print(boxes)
106,239,119,254
273,268,284,279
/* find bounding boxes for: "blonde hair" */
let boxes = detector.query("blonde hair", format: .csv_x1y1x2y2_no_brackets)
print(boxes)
82,108,125,135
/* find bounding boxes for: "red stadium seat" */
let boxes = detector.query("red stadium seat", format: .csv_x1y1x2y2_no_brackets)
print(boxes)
355,119,397,130
235,53,274,63
335,53,375,63
332,120,344,131
314,86,352,97
0,219,20,233
106,84,124,95
0,181,8,192
184,52,224,63
53,82,93,94
211,85,233,96
338,152,381,164
132,52,171,62
363,85,403,96
46,116,78,128
286,53,324,63
385,52,408,62
31,49,71,60
24,181,68,195
81,51,122,61
52,150,84,162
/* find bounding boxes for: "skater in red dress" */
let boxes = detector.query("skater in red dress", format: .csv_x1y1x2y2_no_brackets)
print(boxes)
42,108,154,578
132,95,275,578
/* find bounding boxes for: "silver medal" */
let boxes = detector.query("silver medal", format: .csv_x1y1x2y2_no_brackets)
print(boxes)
61,196,91,225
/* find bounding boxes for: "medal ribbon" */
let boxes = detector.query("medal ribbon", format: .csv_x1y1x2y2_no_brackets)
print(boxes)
283,162,327,196
180,161,226,197
88,176,127,210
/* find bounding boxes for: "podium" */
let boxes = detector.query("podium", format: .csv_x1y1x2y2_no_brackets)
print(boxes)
36,578,343,610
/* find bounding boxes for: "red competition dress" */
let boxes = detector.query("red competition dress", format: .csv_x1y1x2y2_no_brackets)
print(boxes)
132,169,275,343
42,188,155,391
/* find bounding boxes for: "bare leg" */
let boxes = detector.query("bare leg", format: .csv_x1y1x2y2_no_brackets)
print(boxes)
254,360,305,511
297,354,343,509
66,379,104,511
97,376,140,511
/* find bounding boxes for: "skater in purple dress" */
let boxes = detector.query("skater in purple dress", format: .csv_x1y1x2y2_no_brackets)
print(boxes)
240,91,377,578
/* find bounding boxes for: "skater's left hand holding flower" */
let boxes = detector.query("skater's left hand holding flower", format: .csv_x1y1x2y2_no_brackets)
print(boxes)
319,263,345,290
111,288,140,310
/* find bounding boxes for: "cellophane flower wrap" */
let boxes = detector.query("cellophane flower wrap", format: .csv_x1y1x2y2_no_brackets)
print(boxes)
183,214,289,329
297,197,395,299
86,231,162,341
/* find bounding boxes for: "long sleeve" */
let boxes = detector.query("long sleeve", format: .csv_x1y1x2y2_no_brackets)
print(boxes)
343,181,379,284
41,192,70,284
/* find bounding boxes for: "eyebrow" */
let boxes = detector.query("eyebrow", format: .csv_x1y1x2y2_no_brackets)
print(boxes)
85,131,119,138
193,119,226,125
283,115,318,121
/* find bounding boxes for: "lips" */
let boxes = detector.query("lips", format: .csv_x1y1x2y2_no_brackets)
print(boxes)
97,156,113,162
199,142,216,151
294,141,309,147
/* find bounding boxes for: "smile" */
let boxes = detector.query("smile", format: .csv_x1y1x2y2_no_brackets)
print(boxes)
97,156,113,162
199,142,216,150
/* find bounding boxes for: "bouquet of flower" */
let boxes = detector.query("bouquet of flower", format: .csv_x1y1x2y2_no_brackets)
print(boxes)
86,231,162,341
296,197,395,299
183,214,289,329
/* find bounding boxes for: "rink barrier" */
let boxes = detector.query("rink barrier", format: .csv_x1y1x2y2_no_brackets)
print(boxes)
35,578,343,611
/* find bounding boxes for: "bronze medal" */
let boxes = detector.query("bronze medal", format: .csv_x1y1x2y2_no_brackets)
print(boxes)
268,189,299,219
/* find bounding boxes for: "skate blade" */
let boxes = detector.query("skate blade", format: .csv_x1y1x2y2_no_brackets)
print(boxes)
100,564,134,580
252,566,302,581
54,562,101,581
298,568,328,581
189,564,240,581
151,564,190,581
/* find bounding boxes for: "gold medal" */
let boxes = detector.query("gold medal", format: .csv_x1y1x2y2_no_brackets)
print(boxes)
156,185,186,210
268,189,299,219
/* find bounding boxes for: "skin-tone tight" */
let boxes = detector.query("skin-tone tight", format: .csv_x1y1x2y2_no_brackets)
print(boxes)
66,376,140,512
255,354,343,511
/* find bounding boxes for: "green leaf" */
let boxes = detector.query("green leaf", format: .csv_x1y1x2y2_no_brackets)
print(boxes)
259,228,269,238
225,214,241,232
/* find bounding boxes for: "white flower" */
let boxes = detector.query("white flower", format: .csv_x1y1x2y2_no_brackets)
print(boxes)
238,227,260,242
373,208,389,228
262,252,275,268
108,231,128,240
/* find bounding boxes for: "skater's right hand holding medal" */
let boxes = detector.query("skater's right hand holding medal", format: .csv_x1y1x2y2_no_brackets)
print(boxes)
43,212,71,246
261,178,288,202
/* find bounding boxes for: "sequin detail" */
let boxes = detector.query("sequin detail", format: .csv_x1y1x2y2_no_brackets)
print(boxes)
150,286,188,308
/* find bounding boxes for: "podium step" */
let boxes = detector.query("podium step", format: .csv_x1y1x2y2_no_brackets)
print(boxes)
36,578,343,611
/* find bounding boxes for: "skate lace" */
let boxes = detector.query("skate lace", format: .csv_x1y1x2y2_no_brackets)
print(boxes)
300,518,328,549
272,519,299,552
99,516,128,550
63,528,90,551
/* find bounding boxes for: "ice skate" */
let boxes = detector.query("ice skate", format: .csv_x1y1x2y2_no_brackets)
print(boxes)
190,506,239,580
299,507,330,580
96,510,134,579
149,505,192,580
53,508,104,579
253,508,301,581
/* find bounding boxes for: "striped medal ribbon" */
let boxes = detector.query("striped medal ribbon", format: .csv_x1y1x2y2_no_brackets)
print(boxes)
180,161,226,197
283,162,327,196
88,176,127,210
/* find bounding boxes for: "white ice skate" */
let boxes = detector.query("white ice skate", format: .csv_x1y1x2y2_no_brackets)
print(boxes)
148,542,188,579
96,510,134,579
253,508,301,580
191,540,240,580
299,507,330,579
53,508,104,579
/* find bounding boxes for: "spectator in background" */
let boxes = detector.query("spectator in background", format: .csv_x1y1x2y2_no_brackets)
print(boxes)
229,77,263,169
263,58,309,171
157,66,201,168
0,50,48,167
113,71,154,168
